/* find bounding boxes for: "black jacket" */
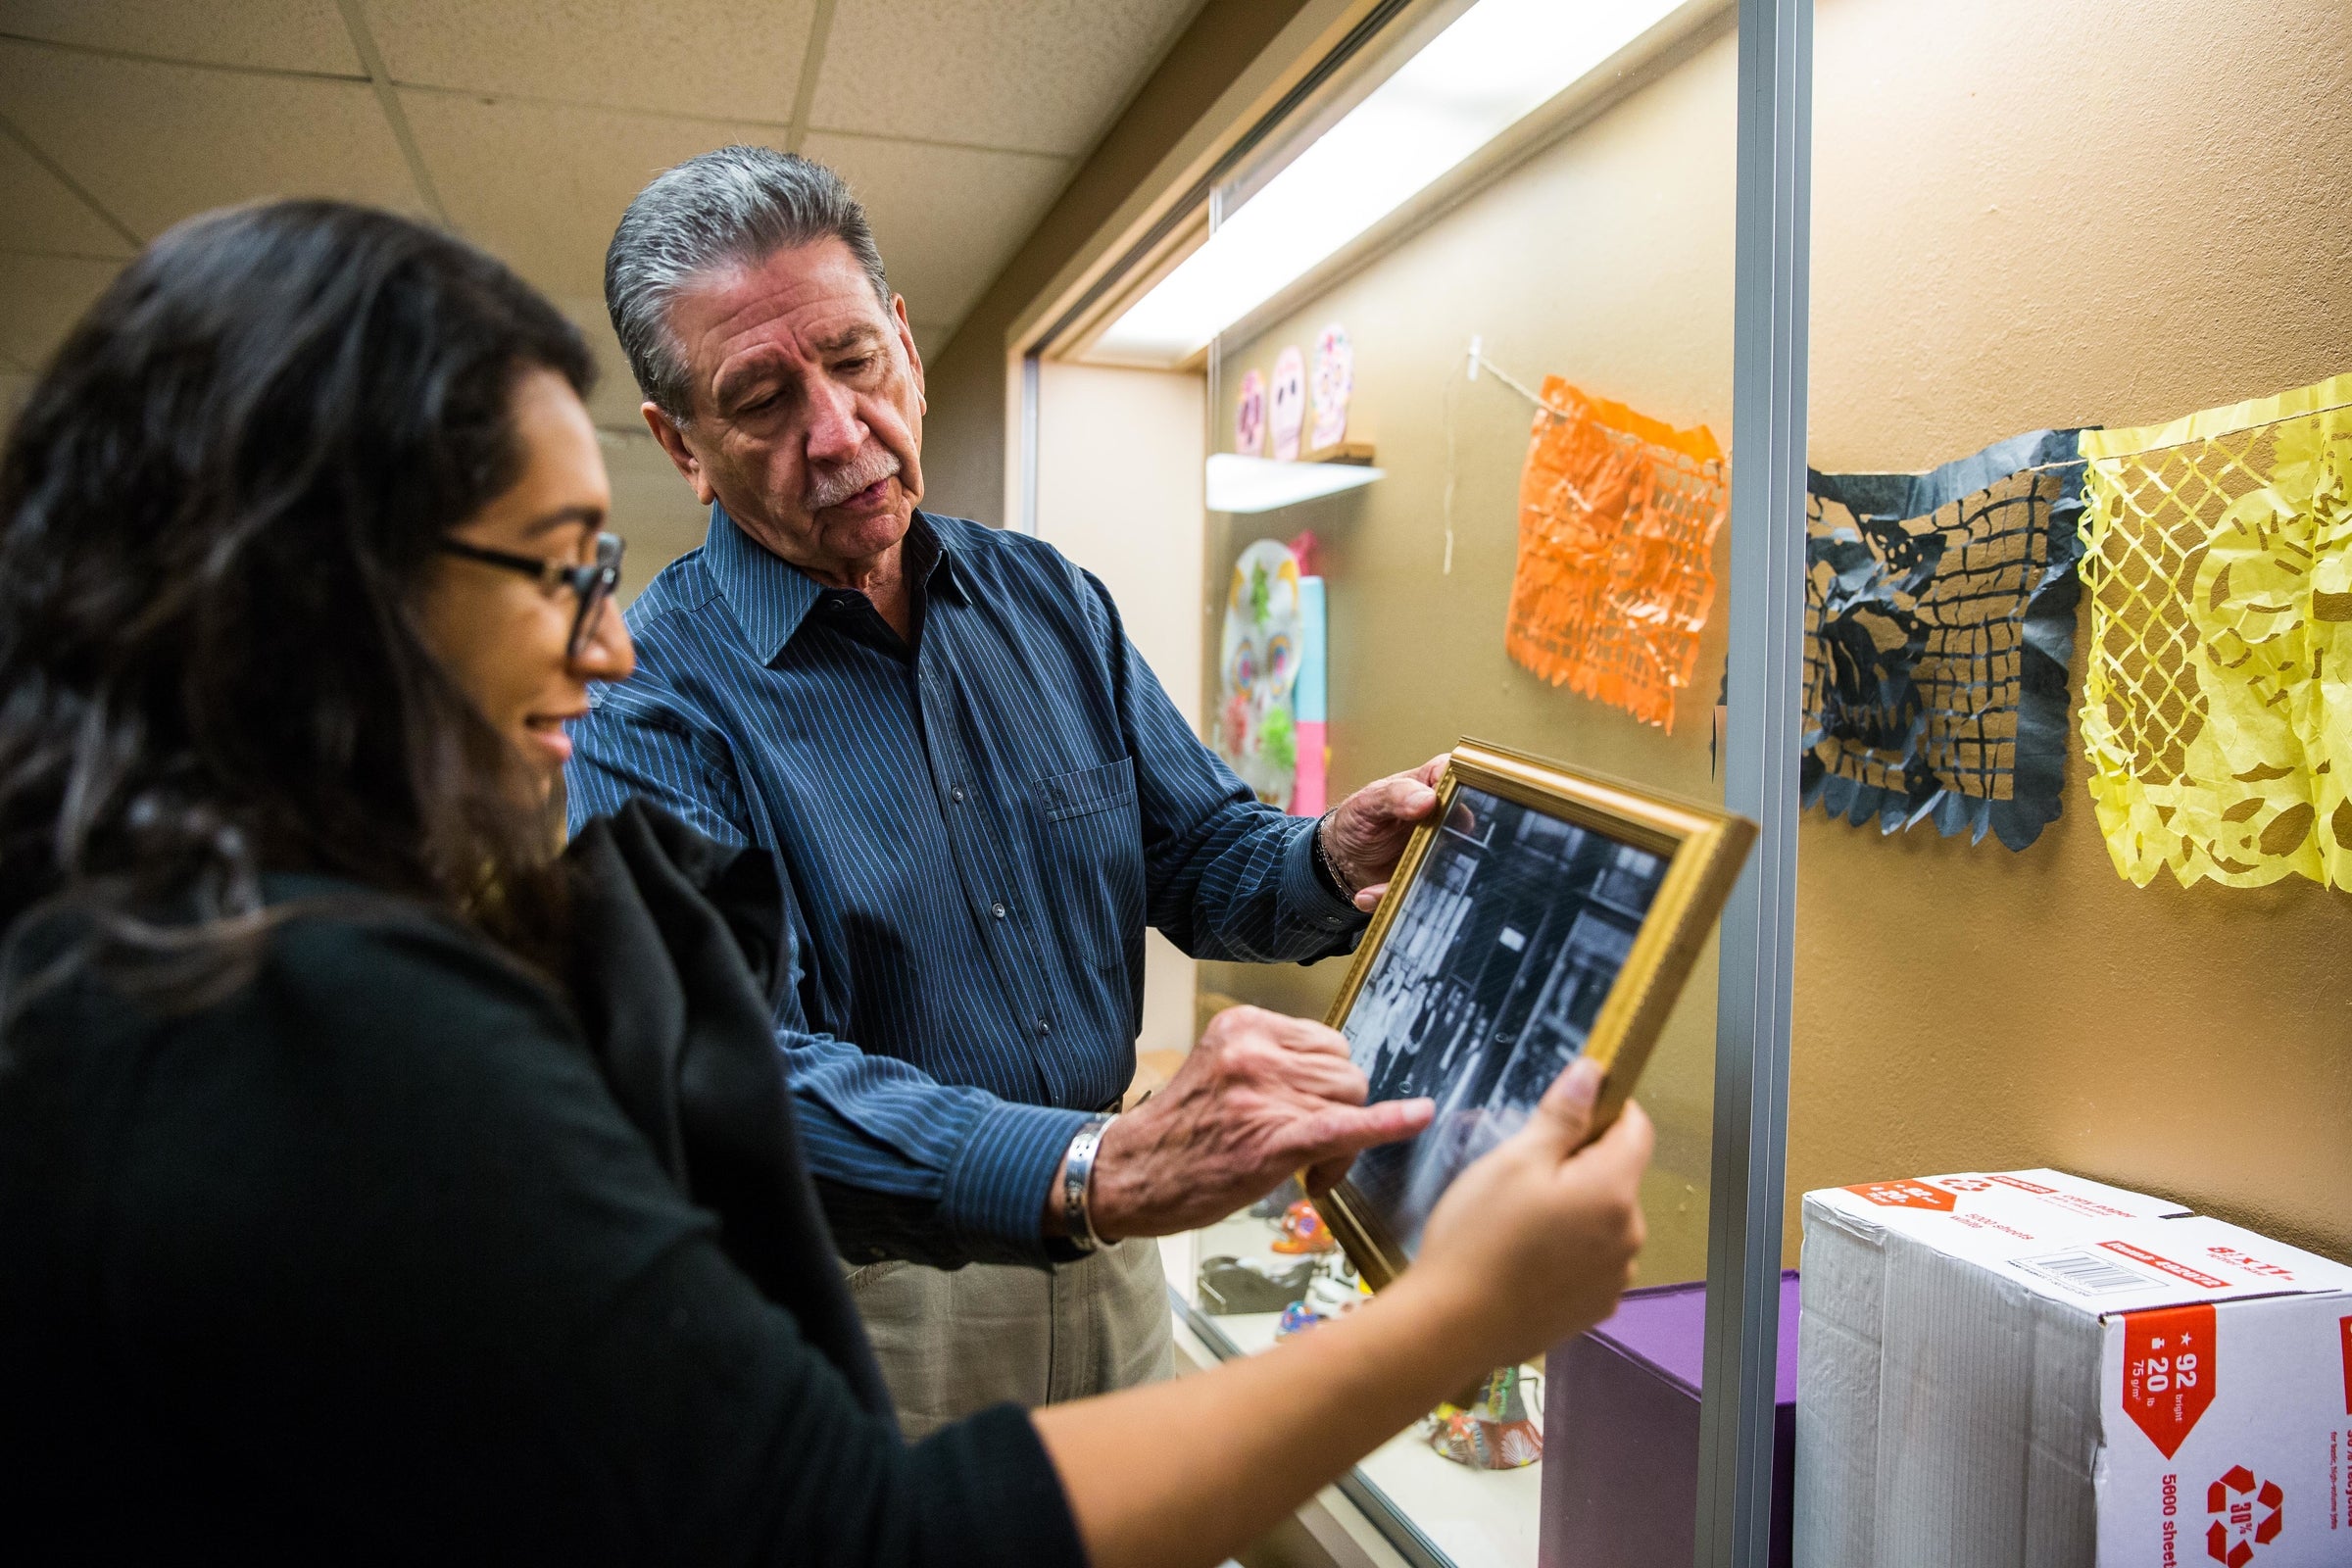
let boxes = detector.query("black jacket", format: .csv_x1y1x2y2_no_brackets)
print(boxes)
0,804,1086,1566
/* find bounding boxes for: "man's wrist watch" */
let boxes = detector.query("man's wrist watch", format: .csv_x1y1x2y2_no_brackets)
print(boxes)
1061,1114,1115,1254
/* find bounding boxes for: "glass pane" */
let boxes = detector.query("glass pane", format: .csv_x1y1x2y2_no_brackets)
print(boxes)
1138,7,1743,1562
1788,3,2352,1563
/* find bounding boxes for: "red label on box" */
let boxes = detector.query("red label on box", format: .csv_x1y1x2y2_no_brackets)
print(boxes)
2103,1240,2232,1292
2340,1315,2351,1415
1845,1179,1956,1212
2122,1304,2217,1459
1987,1174,2056,1194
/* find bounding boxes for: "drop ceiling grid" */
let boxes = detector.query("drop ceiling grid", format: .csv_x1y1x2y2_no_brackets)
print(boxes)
0,0,1211,393
0,0,365,76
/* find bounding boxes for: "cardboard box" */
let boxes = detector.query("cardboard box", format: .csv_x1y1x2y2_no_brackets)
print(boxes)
1797,1169,2352,1568
1540,1271,1797,1568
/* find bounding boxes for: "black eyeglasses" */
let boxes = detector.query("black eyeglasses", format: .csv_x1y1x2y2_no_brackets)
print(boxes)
439,532,625,658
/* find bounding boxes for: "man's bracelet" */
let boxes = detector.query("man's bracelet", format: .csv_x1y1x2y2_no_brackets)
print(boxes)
1060,1114,1115,1254
1310,810,1355,900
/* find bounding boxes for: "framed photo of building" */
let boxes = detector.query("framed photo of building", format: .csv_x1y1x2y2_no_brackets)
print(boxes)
1314,740,1755,1289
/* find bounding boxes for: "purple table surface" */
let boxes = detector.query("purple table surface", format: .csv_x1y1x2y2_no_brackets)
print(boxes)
1577,1269,1800,1403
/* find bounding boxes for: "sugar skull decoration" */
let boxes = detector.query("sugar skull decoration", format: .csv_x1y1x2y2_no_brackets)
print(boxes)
1216,538,1303,809
1268,345,1306,462
1424,1365,1544,1470
1269,1198,1335,1255
1233,368,1266,457
1309,323,1352,451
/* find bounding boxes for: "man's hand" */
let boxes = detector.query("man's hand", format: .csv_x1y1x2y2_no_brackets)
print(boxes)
1318,754,1447,911
1078,1006,1434,1241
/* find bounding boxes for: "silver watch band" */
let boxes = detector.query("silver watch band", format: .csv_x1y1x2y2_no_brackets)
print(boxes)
1060,1114,1115,1254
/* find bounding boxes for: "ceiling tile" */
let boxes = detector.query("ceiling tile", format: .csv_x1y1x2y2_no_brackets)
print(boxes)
810,0,1200,156
0,43,423,241
367,0,815,123
0,0,363,76
0,251,123,369
0,129,134,258
804,131,1069,331
403,92,782,300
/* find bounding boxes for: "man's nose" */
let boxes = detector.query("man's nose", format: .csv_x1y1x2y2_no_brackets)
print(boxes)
803,379,865,462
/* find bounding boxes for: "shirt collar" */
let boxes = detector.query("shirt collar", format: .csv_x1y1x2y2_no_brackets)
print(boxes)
704,503,967,664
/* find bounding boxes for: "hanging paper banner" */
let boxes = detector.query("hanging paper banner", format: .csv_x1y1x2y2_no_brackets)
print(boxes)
1802,428,2086,851
2079,370,2352,889
1503,377,1727,732
1217,538,1304,809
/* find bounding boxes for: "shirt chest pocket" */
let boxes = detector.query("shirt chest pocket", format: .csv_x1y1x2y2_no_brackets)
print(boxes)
1030,757,1144,976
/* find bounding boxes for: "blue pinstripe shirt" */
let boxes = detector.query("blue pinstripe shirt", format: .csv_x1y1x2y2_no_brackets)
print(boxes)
566,507,1364,1268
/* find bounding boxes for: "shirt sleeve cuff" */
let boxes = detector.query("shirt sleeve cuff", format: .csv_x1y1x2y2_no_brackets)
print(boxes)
1283,813,1367,935
939,1099,1091,1260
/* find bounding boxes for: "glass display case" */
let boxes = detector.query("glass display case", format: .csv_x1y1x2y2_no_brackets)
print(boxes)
1110,1,1762,1561
1019,0,2352,1561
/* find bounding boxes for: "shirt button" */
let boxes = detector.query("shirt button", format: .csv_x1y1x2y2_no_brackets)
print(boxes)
1036,1018,1053,1036
991,902,1007,920
951,786,966,803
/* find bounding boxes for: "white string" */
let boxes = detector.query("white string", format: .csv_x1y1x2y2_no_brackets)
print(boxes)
1441,365,1458,575
1467,338,1568,419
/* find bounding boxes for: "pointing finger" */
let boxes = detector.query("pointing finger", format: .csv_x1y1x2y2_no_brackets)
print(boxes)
1285,1097,1434,1169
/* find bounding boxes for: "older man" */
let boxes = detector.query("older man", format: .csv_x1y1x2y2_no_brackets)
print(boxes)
569,146,1440,1435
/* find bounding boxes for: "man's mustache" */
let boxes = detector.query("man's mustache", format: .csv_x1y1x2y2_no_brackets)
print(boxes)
806,448,903,511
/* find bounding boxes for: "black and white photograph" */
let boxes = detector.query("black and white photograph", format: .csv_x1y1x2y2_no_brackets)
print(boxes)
1341,784,1670,1257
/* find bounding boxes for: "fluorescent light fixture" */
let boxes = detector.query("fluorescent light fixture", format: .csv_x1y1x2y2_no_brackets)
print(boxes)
1096,0,1686,365
1206,454,1385,514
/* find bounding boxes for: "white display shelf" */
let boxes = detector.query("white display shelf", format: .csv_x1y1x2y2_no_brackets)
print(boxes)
1175,1212,1543,1568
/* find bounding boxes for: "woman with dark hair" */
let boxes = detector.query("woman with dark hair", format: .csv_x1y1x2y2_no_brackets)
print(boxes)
0,201,1652,1566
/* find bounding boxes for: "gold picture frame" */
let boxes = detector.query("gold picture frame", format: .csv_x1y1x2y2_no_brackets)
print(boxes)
1314,738,1756,1292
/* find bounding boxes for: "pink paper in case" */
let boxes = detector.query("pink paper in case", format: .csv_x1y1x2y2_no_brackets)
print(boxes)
1293,721,1327,816
1292,574,1328,815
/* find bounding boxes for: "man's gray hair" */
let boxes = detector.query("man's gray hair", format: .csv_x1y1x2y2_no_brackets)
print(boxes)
605,145,891,419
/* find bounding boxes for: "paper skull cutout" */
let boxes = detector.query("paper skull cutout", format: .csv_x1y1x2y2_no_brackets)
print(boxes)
1310,324,1352,451
1234,368,1266,457
1269,345,1305,462
1217,538,1303,808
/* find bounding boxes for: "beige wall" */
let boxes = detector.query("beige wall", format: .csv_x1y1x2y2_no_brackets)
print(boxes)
1199,0,2352,1276
1035,360,1207,1058
916,0,1311,526
1204,40,1741,1285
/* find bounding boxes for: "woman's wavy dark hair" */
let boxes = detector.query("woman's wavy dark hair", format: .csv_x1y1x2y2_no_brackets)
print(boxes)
0,199,595,1006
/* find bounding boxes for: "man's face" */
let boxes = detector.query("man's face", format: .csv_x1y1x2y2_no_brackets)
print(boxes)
644,236,925,579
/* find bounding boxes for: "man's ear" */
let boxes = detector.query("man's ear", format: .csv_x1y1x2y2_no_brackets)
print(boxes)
893,294,924,411
642,401,716,506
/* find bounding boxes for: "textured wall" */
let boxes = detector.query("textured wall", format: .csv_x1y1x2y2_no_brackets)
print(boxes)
1201,0,2352,1275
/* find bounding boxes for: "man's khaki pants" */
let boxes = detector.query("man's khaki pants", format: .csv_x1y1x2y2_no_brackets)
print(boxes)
845,1237,1174,1438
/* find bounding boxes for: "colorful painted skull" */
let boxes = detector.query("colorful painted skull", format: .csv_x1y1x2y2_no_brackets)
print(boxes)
1234,368,1266,457
1217,538,1303,809
1310,323,1352,451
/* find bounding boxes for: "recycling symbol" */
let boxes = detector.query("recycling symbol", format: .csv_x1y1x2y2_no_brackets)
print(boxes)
2206,1465,2282,1566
